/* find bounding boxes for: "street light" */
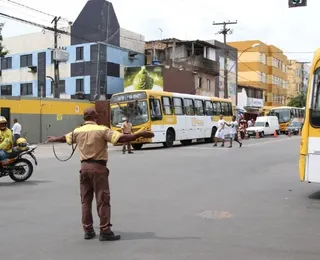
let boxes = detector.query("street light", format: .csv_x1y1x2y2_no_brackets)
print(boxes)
228,43,260,73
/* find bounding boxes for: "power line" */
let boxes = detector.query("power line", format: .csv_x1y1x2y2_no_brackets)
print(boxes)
4,0,69,22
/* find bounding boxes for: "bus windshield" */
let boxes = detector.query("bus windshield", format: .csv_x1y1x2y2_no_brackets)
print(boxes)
111,100,149,127
269,109,290,123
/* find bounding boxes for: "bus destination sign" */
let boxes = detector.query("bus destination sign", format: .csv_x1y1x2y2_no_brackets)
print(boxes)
110,92,147,103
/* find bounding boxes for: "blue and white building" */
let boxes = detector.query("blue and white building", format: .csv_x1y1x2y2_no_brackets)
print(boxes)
0,0,145,99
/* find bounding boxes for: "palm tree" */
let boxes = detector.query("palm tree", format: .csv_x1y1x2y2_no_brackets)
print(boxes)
0,23,8,57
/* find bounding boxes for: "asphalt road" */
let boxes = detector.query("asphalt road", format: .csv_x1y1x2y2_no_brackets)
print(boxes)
1,135,320,260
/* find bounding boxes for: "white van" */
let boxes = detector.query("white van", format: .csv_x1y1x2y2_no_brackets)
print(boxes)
246,116,280,138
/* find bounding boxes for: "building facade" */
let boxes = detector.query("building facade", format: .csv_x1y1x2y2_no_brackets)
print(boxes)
287,60,310,100
144,39,238,105
0,0,145,100
228,40,289,112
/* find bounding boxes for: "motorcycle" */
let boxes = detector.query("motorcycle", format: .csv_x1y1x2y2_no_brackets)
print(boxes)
0,144,38,182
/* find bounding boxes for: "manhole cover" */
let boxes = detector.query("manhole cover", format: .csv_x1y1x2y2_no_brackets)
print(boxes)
198,210,233,219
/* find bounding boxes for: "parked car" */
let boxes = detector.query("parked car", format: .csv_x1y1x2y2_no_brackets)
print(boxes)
246,116,280,138
285,121,302,135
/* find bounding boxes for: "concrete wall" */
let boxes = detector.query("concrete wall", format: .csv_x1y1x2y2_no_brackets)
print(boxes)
0,97,94,143
120,28,145,54
12,113,84,144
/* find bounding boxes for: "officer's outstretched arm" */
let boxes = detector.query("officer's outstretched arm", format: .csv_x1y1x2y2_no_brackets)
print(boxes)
104,128,154,145
117,131,154,144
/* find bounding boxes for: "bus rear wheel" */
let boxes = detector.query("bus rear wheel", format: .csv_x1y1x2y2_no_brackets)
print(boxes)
163,129,175,148
132,143,143,150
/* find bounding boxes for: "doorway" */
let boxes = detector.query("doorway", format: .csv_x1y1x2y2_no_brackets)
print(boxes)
0,107,11,129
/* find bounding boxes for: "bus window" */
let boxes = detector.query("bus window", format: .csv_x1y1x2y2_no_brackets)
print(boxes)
227,103,233,116
221,102,229,116
194,99,204,116
162,96,173,115
150,99,162,121
213,101,222,115
173,97,184,115
205,100,214,116
184,98,195,115
310,69,320,127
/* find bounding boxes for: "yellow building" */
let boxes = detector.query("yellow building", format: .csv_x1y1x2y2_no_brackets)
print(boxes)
228,40,288,109
287,60,304,100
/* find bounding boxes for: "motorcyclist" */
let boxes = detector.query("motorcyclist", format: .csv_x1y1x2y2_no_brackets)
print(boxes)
0,116,13,163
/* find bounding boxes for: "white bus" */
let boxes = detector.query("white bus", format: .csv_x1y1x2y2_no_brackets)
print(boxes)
110,90,234,149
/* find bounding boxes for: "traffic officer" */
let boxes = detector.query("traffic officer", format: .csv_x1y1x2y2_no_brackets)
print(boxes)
46,107,154,241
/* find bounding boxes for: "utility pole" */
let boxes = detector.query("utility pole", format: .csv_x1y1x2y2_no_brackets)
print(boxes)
213,20,237,99
299,61,310,94
51,16,61,98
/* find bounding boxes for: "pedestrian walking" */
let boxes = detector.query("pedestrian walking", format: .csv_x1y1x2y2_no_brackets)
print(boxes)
12,118,21,145
225,116,242,148
121,117,133,154
46,107,154,241
213,115,225,147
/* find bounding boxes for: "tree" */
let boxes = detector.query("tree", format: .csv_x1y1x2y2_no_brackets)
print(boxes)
0,23,8,57
287,92,306,108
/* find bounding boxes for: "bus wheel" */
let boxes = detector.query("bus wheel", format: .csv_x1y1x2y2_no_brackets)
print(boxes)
163,129,175,148
132,143,143,150
180,139,192,146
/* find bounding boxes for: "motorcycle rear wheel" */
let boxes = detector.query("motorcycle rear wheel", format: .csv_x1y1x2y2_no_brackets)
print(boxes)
9,158,34,182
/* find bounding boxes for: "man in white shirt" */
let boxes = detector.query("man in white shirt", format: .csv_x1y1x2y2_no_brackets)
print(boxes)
214,115,226,147
225,116,242,148
12,118,22,145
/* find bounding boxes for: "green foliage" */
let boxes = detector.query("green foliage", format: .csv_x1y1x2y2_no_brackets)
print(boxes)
0,23,8,57
287,92,306,108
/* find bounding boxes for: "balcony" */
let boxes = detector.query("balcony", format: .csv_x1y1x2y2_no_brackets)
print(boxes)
171,55,220,76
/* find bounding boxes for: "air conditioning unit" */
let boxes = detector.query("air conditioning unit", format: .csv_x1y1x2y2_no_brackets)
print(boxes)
28,66,37,73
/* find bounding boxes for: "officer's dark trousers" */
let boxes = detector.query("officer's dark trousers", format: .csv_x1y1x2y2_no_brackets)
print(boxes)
80,162,112,233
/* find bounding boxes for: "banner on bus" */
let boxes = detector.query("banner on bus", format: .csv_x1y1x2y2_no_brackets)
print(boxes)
124,65,164,92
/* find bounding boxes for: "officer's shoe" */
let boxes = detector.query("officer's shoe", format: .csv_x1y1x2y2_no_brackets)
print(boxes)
84,230,96,240
99,230,121,241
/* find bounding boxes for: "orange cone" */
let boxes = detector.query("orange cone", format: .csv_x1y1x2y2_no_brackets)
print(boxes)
256,131,260,139
274,130,278,138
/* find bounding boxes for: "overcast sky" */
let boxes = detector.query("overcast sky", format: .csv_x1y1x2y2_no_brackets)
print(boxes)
0,0,318,62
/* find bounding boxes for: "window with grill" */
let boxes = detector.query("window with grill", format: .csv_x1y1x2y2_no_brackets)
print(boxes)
20,54,32,67
76,47,84,60
1,57,12,70
184,98,195,115
0,85,12,96
173,97,183,115
20,83,33,95
194,99,204,115
51,80,66,94
162,96,173,115
76,78,84,92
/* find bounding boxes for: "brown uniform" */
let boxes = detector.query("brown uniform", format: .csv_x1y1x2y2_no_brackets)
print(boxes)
65,121,122,233
121,121,132,152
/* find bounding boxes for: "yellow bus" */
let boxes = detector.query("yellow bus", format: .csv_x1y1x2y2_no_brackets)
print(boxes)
300,49,320,183
267,106,305,133
110,90,234,149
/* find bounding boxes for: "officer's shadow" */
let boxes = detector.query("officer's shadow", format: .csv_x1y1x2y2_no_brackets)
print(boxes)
115,231,201,241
